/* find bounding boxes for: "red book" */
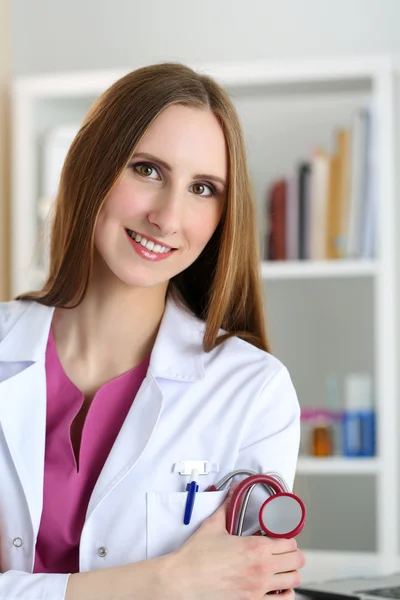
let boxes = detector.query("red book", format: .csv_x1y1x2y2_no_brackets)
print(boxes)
267,179,287,260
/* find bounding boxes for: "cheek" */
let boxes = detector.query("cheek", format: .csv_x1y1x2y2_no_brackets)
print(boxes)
186,203,222,249
102,178,151,220
103,192,131,221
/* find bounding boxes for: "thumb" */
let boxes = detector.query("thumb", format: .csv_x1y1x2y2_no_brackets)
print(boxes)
208,482,240,527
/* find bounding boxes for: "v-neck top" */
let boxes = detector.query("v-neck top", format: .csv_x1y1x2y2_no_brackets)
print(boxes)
33,329,149,574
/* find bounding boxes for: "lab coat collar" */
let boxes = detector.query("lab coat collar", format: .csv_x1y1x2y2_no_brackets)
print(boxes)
149,296,206,382
0,297,206,381
0,301,55,363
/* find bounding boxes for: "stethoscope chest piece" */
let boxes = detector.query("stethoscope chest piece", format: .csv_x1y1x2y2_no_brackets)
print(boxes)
259,492,305,538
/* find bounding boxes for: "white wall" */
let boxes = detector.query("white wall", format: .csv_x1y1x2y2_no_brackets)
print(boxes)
11,0,400,75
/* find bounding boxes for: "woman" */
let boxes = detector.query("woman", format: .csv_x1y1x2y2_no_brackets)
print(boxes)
0,63,304,599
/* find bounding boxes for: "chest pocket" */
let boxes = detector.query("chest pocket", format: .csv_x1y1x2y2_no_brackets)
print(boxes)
146,489,227,559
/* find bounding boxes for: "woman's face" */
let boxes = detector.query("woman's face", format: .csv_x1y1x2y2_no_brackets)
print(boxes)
94,104,228,289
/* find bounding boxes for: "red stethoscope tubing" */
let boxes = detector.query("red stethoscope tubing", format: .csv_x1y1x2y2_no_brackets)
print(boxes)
225,474,306,537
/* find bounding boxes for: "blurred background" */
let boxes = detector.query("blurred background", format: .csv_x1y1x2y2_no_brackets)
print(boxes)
2,0,400,582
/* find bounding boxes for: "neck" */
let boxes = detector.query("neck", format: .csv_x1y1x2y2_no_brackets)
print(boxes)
52,268,168,377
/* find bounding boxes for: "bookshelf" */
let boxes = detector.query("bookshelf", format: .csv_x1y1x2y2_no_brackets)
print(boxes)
296,457,381,475
260,259,378,280
10,56,400,579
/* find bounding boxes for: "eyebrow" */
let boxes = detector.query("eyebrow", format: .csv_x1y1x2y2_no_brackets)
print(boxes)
132,152,227,188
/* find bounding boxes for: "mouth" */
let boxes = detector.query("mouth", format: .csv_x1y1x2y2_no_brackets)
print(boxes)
125,229,176,255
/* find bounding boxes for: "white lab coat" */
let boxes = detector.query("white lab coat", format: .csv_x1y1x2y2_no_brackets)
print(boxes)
0,297,300,599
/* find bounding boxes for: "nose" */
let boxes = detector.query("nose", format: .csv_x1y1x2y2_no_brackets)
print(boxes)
147,185,182,236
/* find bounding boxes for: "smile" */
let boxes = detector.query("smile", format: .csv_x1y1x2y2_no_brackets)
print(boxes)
126,229,174,254
125,229,177,262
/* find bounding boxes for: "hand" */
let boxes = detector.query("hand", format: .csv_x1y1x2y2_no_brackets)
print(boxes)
165,484,306,600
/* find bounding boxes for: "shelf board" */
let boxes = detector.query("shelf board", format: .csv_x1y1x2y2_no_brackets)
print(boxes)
297,457,380,475
261,260,378,280
14,56,392,97
27,261,379,294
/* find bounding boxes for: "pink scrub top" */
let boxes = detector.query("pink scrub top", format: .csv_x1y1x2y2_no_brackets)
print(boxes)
33,329,149,574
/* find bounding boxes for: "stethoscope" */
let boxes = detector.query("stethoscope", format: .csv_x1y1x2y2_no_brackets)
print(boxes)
206,470,306,538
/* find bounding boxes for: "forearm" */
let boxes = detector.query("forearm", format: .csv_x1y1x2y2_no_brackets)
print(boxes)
66,554,172,600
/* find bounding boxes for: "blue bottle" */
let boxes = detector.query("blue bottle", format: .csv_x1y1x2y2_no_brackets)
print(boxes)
359,408,376,457
342,373,375,457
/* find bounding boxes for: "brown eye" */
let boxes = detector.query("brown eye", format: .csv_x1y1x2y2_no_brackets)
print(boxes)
139,165,153,176
193,184,205,195
190,183,214,197
133,163,159,179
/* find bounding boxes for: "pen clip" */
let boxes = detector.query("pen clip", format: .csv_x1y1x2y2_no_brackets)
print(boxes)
183,469,199,525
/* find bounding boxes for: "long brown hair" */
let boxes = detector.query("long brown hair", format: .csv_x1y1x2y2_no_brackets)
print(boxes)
18,63,269,353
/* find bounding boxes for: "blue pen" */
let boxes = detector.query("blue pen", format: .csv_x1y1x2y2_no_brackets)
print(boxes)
184,469,199,525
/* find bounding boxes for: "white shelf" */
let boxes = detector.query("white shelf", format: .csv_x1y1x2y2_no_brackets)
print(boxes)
261,260,379,280
297,457,381,475
30,261,379,290
13,56,393,98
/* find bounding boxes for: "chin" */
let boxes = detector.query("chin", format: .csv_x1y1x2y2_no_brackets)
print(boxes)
109,266,169,290
104,256,191,290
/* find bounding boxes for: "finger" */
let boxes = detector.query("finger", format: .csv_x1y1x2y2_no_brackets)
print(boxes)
267,588,295,600
272,549,305,575
201,482,239,533
224,482,240,505
209,482,240,517
271,569,302,591
268,537,298,555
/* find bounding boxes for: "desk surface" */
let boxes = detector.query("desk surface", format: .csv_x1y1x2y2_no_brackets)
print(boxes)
300,550,397,584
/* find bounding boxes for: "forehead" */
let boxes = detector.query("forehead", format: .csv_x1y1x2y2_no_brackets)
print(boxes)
135,104,228,180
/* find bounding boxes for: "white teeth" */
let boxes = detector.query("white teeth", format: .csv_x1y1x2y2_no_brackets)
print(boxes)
128,229,172,253
146,240,154,251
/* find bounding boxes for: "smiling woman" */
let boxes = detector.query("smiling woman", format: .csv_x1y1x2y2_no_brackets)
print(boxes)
0,63,304,600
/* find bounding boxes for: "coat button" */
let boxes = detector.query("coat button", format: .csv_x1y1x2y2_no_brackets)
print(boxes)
97,546,108,557
13,537,23,548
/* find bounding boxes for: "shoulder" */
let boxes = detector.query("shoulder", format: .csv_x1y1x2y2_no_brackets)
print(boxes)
174,300,295,399
206,332,297,402
209,333,284,374
0,300,54,360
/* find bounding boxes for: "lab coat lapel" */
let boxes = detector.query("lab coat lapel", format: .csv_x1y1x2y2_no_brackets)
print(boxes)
0,362,47,533
86,298,205,516
0,301,54,533
86,373,163,517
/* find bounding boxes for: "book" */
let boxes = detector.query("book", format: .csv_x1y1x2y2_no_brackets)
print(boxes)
308,149,330,260
361,104,376,258
346,108,369,258
298,163,311,260
267,179,287,260
334,128,351,258
285,174,299,260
